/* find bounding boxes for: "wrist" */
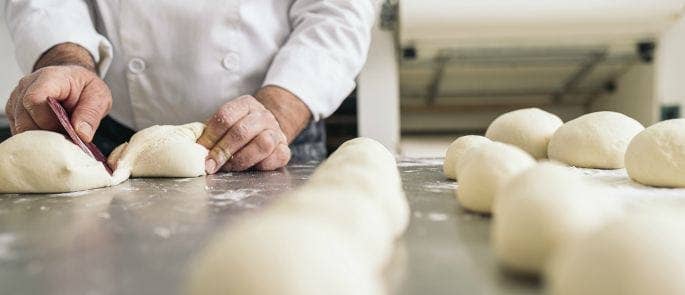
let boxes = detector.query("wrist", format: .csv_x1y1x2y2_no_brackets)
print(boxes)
255,85,312,143
33,42,96,73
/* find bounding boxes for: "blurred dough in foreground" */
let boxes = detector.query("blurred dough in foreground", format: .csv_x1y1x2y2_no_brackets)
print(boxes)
548,209,685,295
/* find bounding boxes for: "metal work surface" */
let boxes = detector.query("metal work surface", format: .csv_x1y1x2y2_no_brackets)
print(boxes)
0,158,540,295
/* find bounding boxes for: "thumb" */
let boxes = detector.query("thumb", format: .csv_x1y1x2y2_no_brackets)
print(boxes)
70,79,112,142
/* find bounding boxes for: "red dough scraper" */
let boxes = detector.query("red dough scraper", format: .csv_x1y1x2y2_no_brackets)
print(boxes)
47,97,113,175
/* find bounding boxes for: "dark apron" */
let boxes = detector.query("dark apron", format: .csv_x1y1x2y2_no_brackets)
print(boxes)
0,127,10,143
92,116,327,164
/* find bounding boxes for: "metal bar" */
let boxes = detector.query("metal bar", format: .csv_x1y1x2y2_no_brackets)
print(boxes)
438,46,607,58
401,101,584,113
426,56,450,105
403,88,596,99
401,53,636,68
551,50,607,104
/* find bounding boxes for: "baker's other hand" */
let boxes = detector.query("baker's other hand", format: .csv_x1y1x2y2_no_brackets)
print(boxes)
5,43,112,143
198,95,291,173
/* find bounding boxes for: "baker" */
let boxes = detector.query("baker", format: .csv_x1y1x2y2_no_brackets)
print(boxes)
4,1,375,173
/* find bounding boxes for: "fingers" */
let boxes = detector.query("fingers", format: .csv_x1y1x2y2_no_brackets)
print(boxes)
5,65,110,142
12,100,39,134
6,75,39,134
70,78,112,142
220,129,284,172
6,94,16,135
201,95,290,174
197,95,255,149
7,116,15,135
205,111,281,174
255,143,291,171
19,69,69,131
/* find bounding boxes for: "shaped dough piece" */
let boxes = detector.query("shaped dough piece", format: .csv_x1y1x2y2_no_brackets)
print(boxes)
264,185,395,273
109,122,208,182
308,137,410,236
186,214,384,295
456,142,535,213
548,210,685,295
493,162,617,275
185,137,405,295
0,130,112,193
443,135,491,180
625,119,685,187
485,108,563,159
547,111,644,169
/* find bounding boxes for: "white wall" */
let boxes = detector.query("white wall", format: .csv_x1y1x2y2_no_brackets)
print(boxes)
357,23,401,153
657,13,685,110
0,3,23,126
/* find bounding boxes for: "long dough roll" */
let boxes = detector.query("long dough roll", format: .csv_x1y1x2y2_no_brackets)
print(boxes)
186,137,409,295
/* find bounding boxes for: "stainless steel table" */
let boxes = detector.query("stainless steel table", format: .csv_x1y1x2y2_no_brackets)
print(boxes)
0,158,540,295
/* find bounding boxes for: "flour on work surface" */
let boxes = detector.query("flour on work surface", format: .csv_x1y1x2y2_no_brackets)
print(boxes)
398,158,444,167
423,181,458,193
211,189,260,202
571,167,685,205
413,211,449,222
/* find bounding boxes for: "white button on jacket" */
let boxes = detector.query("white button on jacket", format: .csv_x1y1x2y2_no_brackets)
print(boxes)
128,58,146,74
5,0,376,130
221,53,239,72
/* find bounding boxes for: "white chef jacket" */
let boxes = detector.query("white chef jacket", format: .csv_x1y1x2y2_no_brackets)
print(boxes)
5,0,376,130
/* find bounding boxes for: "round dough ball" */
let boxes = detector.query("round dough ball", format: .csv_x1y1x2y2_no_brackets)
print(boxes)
493,162,617,275
443,135,491,180
456,142,536,213
0,130,111,193
309,137,409,236
485,108,563,159
186,214,384,295
109,122,208,183
625,119,685,187
547,111,644,169
548,210,685,295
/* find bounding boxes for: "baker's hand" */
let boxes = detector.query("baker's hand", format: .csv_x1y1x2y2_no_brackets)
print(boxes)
198,95,291,173
5,42,111,143
6,65,112,142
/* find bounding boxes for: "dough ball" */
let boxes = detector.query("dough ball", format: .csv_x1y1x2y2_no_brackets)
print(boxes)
485,108,563,159
110,122,208,182
548,210,685,295
547,111,644,169
625,119,685,187
456,142,536,213
186,214,384,295
0,130,111,193
443,135,491,180
309,137,409,236
266,185,395,271
493,162,616,275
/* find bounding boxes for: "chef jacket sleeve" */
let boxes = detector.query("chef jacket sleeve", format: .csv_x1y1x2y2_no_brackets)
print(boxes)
262,0,377,121
5,0,113,77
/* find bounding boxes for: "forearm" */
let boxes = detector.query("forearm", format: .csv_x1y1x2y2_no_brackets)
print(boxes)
33,42,96,72
255,86,311,143
261,0,375,120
